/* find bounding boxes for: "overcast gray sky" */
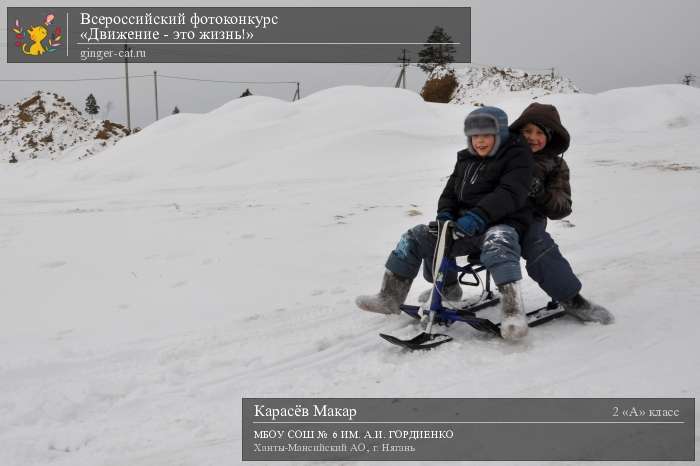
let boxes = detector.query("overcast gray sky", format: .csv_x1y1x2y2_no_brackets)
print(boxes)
2,0,699,129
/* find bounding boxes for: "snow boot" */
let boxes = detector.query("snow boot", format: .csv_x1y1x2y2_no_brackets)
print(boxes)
417,283,463,303
562,294,615,324
356,270,413,315
498,281,528,341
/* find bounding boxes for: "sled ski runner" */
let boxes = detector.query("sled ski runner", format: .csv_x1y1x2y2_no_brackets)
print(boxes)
379,301,565,350
379,221,567,350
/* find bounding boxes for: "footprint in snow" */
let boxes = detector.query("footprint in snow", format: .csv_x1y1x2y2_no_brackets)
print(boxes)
315,339,333,351
42,260,67,269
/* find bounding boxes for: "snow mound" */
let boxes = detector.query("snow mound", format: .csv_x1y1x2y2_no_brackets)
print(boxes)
124,84,699,168
437,64,580,105
87,86,449,183
60,84,700,196
0,91,130,163
549,84,700,132
486,84,700,136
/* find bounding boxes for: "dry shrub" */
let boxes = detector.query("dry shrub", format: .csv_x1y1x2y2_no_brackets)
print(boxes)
420,71,458,103
96,120,130,140
19,95,40,110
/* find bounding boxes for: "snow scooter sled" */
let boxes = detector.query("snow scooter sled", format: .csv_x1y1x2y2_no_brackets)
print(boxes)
379,220,567,350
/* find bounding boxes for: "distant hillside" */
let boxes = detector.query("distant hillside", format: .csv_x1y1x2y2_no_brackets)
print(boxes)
426,64,580,105
0,91,130,163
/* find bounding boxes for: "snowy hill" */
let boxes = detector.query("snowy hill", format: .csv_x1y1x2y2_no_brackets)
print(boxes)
435,64,580,105
0,84,699,465
0,91,130,163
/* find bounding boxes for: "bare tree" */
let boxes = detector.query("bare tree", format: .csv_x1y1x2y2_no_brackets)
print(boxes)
681,73,696,86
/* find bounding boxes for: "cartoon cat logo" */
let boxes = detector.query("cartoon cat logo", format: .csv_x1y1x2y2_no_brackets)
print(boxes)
13,13,62,56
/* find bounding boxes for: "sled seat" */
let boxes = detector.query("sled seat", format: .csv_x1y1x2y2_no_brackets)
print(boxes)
426,221,492,293
466,253,482,265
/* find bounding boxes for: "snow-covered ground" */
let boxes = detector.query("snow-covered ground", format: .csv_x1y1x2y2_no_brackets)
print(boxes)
1,84,699,465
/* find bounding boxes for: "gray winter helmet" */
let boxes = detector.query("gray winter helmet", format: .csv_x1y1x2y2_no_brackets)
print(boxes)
464,106,510,157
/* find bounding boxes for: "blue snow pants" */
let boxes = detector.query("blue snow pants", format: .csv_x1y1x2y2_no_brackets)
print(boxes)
520,218,581,301
385,224,522,287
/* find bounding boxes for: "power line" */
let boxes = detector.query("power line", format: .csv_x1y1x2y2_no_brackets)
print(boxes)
0,73,299,85
158,74,297,85
0,75,152,82
0,71,302,104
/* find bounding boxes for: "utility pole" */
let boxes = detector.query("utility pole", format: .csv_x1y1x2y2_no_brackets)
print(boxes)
550,67,555,78
153,70,159,120
124,43,131,131
682,73,696,86
292,81,301,101
395,48,409,89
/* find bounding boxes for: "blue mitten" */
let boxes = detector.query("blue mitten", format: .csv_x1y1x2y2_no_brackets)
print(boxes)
456,211,487,236
436,211,454,222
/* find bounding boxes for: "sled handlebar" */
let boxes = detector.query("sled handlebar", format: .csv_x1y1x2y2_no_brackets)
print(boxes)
428,220,467,239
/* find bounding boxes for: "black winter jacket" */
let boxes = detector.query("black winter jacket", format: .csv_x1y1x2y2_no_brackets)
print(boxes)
437,133,534,236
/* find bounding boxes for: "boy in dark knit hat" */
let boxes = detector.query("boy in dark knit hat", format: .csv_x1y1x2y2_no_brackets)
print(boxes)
510,102,614,324
356,106,534,341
